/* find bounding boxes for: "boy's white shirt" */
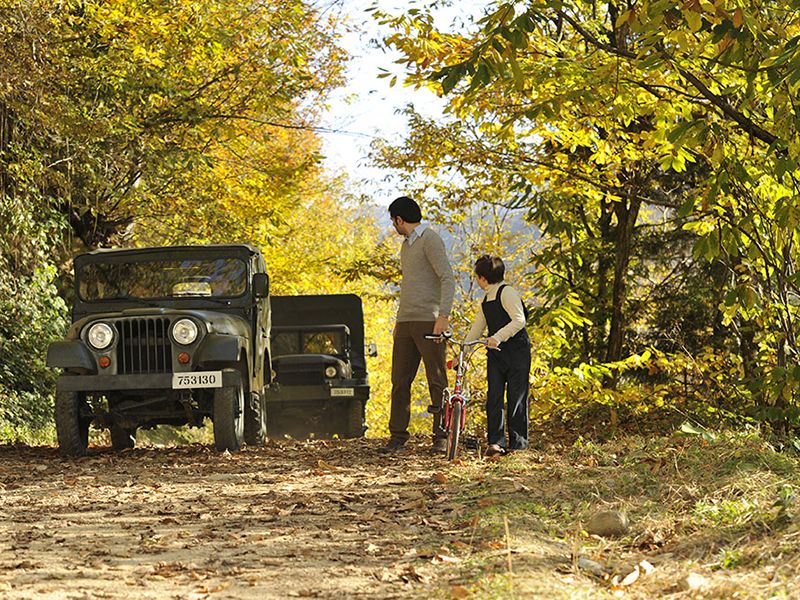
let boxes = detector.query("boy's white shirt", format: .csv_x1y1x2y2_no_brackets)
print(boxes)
465,283,526,343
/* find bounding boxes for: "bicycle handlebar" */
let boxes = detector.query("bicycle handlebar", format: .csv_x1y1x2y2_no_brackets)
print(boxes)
423,332,498,349
423,330,453,340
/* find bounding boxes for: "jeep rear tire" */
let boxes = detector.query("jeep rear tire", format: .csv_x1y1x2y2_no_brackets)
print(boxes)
110,423,136,450
213,373,244,452
55,390,90,457
343,399,365,438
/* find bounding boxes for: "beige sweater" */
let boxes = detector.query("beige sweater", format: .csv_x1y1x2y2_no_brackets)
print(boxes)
396,226,455,322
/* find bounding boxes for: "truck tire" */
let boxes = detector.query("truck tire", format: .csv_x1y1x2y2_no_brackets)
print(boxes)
55,390,90,457
110,423,136,450
343,399,365,438
244,391,267,446
213,375,245,452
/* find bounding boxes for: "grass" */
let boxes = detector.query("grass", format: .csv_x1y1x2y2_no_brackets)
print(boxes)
429,427,800,598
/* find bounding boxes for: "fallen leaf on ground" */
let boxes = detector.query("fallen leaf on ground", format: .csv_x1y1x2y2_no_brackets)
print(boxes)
611,565,640,588
432,553,461,564
476,497,501,508
576,556,609,577
639,559,656,575
400,565,428,583
397,498,426,511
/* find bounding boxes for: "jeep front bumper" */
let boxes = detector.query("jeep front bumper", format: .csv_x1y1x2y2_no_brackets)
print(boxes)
56,371,242,392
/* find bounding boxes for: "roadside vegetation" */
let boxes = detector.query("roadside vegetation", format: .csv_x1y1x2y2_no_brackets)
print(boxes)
434,428,800,598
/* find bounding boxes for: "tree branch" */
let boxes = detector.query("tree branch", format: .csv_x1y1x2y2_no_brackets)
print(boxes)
554,8,782,148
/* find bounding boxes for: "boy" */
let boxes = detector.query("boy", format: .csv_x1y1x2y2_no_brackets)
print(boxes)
465,255,531,456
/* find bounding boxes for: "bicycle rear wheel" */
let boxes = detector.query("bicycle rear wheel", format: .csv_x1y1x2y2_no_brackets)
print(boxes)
446,402,462,461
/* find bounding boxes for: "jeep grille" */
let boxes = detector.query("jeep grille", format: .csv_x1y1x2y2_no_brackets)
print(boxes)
116,317,173,374
276,368,325,386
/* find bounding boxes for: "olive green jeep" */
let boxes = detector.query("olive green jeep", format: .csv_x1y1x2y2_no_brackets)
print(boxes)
266,294,372,439
46,244,271,456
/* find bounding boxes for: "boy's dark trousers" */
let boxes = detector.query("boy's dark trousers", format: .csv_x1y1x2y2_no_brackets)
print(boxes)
486,339,531,450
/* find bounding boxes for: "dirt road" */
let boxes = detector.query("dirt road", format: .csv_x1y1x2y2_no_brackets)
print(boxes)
0,437,576,599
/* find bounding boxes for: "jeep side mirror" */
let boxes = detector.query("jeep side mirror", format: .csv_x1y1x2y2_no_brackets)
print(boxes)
252,272,269,298
366,342,378,358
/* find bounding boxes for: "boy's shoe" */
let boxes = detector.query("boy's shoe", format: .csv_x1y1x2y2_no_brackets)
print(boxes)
485,444,505,457
379,438,406,454
431,438,447,453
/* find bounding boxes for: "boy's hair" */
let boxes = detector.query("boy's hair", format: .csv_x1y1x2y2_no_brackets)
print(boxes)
388,196,422,223
474,254,505,284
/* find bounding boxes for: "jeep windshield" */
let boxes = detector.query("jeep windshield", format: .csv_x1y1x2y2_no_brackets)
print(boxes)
78,257,248,301
271,326,349,358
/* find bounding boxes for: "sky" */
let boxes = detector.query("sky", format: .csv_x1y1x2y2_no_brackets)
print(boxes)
317,1,488,205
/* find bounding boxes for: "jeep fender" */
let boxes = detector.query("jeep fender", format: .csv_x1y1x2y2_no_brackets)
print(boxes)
46,341,96,373
196,334,247,365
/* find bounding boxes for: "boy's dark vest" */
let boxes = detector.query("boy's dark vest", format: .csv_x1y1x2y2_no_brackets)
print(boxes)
481,284,530,350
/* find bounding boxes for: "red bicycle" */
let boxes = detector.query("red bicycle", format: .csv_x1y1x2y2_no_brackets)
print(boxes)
425,331,492,460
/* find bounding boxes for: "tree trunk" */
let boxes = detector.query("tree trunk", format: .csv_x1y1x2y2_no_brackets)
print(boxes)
0,102,11,202
605,196,641,384
593,198,613,359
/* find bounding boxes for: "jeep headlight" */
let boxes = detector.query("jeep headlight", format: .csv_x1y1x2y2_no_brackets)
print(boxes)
86,322,114,350
172,319,199,345
325,365,337,378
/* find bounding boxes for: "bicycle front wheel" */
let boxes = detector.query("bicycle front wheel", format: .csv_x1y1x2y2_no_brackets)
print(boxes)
447,401,462,461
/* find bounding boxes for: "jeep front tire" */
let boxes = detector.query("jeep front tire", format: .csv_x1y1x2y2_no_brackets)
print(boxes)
213,371,245,452
55,390,90,457
343,399,365,438
244,391,267,446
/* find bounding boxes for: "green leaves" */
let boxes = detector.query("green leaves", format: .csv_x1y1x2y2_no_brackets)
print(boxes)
439,63,468,94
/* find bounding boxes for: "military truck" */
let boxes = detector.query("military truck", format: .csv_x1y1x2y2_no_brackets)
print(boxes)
46,244,271,456
266,294,371,439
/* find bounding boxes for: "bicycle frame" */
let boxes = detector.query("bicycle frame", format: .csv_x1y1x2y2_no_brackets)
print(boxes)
425,332,488,459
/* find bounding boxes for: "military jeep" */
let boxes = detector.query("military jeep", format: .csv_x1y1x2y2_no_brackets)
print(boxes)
46,244,271,456
266,294,371,439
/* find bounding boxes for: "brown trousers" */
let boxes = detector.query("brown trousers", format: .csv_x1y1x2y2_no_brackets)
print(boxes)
389,321,447,442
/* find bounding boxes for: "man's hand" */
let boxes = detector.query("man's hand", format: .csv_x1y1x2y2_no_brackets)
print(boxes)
432,315,449,337
486,336,500,349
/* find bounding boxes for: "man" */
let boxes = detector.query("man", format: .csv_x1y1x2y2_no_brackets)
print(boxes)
380,196,455,454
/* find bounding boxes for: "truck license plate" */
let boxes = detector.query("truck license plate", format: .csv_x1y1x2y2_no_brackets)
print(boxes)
172,371,223,389
330,387,354,397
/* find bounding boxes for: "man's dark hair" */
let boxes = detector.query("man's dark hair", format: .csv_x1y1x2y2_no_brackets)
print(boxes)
474,254,505,284
388,196,422,223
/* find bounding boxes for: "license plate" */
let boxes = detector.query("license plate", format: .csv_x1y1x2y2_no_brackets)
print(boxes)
172,371,223,389
330,387,354,397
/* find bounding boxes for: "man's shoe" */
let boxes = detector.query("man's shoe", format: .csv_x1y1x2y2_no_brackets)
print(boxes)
379,439,406,454
431,438,447,453
485,443,505,457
